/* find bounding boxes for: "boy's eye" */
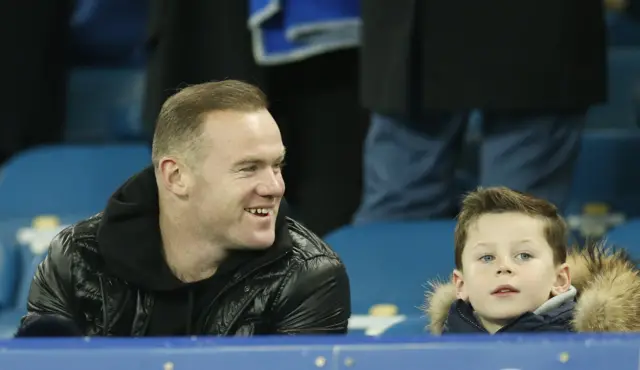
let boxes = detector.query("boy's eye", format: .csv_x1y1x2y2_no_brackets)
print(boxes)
479,255,494,262
516,252,533,261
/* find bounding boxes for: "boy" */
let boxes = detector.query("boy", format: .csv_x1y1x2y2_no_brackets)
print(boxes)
425,187,640,334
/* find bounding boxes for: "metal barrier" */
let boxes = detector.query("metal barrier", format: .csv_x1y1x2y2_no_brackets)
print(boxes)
2,333,640,370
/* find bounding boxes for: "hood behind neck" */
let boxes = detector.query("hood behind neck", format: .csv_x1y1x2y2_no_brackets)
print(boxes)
96,166,290,291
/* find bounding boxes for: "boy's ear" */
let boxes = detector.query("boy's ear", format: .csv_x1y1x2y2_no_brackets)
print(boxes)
453,269,468,300
551,262,571,296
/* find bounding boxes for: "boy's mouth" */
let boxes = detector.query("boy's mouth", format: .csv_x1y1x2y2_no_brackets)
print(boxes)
491,285,520,295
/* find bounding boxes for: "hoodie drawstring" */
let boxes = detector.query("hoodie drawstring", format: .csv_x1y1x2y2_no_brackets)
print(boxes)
98,275,109,336
186,289,194,335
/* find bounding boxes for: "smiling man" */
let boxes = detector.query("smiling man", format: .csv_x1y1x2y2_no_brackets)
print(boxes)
19,80,351,337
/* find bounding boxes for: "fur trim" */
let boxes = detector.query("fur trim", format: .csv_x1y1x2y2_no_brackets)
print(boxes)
424,241,640,334
424,278,457,335
570,242,640,332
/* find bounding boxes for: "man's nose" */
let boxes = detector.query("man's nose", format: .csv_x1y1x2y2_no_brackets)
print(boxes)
256,170,285,198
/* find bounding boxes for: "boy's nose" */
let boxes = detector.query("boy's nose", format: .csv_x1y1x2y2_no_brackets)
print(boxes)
496,260,514,275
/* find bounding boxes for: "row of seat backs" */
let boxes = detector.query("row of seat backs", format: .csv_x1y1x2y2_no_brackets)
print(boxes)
0,142,639,334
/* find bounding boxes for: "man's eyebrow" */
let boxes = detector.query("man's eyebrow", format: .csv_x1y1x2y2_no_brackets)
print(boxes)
234,157,263,166
274,147,287,162
234,148,286,167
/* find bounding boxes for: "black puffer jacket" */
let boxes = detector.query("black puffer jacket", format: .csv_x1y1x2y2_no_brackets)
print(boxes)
21,168,351,336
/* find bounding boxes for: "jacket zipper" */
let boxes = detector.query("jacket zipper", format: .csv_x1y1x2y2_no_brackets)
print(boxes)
458,307,529,333
457,306,488,332
201,250,290,334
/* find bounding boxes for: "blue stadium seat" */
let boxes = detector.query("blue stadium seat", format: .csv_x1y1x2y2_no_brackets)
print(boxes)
381,316,427,336
566,130,640,218
0,144,151,219
605,219,640,258
0,249,47,338
607,12,640,47
0,214,88,338
14,249,48,309
65,68,147,142
0,239,18,313
324,221,456,317
0,218,50,314
586,47,640,129
0,144,149,336
70,0,148,67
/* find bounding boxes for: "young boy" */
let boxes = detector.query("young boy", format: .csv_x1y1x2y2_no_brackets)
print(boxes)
425,186,640,334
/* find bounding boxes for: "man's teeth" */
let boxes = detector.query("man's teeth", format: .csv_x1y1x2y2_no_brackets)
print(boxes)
247,208,271,215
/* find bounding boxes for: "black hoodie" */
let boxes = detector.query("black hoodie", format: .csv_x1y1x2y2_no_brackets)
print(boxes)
96,166,291,335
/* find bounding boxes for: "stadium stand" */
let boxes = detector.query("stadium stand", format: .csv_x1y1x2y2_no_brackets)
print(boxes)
0,145,151,336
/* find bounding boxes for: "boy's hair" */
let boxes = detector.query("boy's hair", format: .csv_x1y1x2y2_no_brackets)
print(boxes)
454,187,568,270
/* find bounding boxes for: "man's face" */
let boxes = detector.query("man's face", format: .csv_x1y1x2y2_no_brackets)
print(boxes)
188,109,286,250
453,212,569,332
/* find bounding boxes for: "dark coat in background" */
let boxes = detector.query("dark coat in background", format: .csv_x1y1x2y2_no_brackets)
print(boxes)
0,0,71,163
144,0,368,236
360,0,608,115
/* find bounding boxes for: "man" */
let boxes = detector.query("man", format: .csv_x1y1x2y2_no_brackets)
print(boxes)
19,80,351,336
144,0,367,237
356,0,608,222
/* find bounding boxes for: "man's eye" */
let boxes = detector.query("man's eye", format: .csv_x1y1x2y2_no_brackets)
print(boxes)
242,165,258,172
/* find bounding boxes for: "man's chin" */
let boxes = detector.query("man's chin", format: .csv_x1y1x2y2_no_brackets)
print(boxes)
241,233,276,249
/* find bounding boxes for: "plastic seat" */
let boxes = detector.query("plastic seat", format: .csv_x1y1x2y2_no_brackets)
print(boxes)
566,131,640,219
0,144,151,219
324,221,456,317
65,68,147,142
605,219,640,259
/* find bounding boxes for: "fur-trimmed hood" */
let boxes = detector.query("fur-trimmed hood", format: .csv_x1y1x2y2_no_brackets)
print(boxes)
425,242,640,334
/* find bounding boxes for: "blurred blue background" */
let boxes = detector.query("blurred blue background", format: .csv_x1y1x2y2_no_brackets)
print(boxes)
1,1,640,368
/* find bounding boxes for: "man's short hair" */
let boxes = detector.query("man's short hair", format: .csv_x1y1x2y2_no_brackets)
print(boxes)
151,80,268,167
454,187,568,270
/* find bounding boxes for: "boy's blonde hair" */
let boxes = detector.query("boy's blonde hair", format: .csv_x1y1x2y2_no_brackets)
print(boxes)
454,187,568,270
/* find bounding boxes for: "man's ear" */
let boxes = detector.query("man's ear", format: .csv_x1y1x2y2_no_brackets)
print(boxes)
453,269,468,300
551,263,571,296
158,157,190,197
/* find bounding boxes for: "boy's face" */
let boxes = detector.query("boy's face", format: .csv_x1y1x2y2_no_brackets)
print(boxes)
453,212,570,332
